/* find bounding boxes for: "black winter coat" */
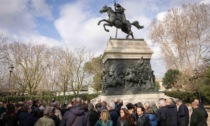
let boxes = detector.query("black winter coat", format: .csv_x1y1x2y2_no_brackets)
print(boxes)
88,110,99,126
109,109,119,126
165,104,178,126
17,111,37,126
157,107,167,126
177,103,189,126
190,108,207,126
136,114,150,126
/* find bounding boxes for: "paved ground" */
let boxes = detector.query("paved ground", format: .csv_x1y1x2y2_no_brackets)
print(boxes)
207,110,210,125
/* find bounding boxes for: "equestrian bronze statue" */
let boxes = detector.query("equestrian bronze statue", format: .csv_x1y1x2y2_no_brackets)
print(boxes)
98,4,144,39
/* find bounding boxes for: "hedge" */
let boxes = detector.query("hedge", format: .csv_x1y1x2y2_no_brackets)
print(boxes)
164,91,210,104
0,93,99,103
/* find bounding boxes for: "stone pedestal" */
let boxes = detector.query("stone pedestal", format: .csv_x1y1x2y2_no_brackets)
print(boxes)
91,93,171,106
102,38,153,63
101,39,156,95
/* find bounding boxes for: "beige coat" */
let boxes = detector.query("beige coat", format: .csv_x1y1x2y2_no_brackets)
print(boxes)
34,116,55,126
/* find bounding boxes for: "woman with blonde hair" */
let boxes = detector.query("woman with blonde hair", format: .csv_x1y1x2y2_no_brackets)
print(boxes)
95,109,113,126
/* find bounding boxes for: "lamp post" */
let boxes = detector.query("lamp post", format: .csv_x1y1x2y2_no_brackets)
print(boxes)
8,64,14,94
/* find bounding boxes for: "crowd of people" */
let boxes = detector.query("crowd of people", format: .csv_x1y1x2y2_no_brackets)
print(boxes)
0,97,208,126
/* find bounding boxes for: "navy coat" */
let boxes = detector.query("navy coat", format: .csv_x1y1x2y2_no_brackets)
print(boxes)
165,105,178,126
157,107,167,126
177,103,189,126
109,109,118,126
60,105,90,126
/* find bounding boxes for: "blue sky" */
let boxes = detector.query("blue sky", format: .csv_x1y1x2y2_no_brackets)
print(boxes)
0,0,209,78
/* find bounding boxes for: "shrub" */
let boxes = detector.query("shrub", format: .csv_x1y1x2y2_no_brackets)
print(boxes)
164,91,198,103
0,93,99,103
163,69,181,89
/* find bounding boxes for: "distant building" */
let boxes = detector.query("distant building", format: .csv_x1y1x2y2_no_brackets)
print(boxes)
56,85,98,96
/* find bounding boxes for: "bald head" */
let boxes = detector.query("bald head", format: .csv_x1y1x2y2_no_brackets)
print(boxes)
194,99,199,105
74,97,82,106
97,98,101,103
192,101,199,109
166,98,174,105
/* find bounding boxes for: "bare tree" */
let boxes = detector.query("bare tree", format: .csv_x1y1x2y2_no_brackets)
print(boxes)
0,34,10,93
70,48,92,94
150,4,210,74
9,42,50,95
51,47,74,96
48,47,93,96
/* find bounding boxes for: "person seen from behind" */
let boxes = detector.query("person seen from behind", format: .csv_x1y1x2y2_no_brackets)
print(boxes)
176,100,189,126
34,107,55,126
95,109,113,126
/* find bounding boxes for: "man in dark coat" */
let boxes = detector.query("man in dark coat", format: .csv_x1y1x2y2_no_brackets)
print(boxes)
114,98,123,116
190,101,207,126
164,98,178,126
17,104,37,126
176,100,189,126
136,106,150,126
88,103,99,126
157,98,167,126
107,102,118,126
31,99,41,118
126,103,137,122
60,97,90,126
194,99,208,119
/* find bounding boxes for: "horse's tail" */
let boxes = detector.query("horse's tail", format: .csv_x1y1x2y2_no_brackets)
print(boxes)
131,21,144,29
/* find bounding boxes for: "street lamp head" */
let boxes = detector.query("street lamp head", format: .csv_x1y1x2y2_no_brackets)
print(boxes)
9,64,14,73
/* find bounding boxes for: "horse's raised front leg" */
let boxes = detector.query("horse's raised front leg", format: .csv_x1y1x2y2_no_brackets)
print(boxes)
98,19,109,25
103,23,112,32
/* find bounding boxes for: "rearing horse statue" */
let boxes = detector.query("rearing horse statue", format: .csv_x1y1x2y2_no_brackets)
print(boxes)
98,5,143,39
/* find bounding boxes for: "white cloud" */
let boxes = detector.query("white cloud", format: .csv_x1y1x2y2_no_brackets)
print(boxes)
0,0,36,35
0,0,59,49
156,11,167,21
0,0,53,36
199,0,210,4
31,0,53,20
54,2,116,54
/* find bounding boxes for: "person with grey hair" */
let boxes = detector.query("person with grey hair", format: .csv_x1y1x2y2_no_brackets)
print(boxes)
151,101,158,115
176,100,189,126
107,102,118,126
52,101,62,121
34,107,55,126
